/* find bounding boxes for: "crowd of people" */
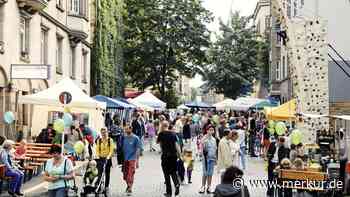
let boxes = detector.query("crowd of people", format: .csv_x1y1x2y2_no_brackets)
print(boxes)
0,108,346,197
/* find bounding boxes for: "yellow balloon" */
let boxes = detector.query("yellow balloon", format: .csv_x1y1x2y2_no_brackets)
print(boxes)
64,107,71,113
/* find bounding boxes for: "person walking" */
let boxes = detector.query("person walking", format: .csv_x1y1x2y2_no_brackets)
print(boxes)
0,140,24,196
217,129,234,173
230,131,240,167
157,121,181,197
236,125,246,170
95,128,115,191
199,125,217,194
146,120,156,152
132,113,145,155
121,125,142,196
183,118,192,146
43,145,74,197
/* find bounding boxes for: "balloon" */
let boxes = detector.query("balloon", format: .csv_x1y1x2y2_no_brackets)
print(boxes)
74,141,85,154
275,122,287,136
3,111,15,124
64,107,71,113
268,120,275,128
54,119,65,133
91,129,98,140
63,113,73,127
291,129,302,145
268,127,275,135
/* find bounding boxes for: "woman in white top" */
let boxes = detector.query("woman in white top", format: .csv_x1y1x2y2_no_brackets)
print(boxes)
230,130,240,167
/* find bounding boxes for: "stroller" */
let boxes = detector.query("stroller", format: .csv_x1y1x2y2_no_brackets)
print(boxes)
80,159,108,197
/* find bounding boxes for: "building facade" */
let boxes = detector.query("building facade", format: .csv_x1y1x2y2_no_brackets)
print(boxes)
0,0,94,139
253,0,270,99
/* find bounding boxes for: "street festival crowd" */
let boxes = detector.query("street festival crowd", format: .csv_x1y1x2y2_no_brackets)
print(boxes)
0,109,347,197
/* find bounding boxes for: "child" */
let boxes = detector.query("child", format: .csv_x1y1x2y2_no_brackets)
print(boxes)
84,160,99,186
293,158,305,170
183,149,194,184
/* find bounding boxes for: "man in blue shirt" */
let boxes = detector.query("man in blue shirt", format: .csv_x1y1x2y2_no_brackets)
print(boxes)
122,125,143,196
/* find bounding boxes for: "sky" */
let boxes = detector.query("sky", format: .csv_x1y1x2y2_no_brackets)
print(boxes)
189,0,258,88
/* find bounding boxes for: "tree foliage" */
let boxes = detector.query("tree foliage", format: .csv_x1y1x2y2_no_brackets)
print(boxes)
123,0,212,102
91,0,125,97
203,12,265,99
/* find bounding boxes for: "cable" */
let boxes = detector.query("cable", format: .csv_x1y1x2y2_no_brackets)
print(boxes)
328,44,350,70
328,53,350,79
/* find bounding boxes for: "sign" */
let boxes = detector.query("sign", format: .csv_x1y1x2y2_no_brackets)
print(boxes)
11,64,50,79
59,92,72,105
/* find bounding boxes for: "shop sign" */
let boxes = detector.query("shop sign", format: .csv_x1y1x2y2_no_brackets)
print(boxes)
11,64,50,79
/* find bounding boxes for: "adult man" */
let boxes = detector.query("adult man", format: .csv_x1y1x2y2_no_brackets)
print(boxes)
249,115,257,157
132,113,145,155
157,121,181,197
217,119,227,140
266,136,289,196
217,129,233,173
95,128,115,190
121,125,142,196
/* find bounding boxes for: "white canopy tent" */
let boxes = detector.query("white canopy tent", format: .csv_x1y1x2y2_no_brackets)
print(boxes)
177,104,190,110
127,98,155,112
18,77,106,136
131,91,166,109
213,99,235,110
230,97,264,111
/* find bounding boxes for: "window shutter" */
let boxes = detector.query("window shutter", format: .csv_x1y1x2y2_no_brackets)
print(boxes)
80,0,84,16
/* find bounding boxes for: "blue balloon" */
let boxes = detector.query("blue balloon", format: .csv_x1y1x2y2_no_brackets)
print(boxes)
4,111,15,124
91,129,98,140
63,113,73,127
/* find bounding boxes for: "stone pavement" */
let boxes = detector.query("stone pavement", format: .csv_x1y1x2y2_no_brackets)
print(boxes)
19,149,268,197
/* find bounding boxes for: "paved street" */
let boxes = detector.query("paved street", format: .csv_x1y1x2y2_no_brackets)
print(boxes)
19,145,267,197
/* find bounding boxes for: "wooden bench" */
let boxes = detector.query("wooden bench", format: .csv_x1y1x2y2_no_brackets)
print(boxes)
14,143,54,179
278,169,327,191
0,164,12,194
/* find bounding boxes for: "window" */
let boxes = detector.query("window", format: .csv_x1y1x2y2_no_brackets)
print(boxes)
82,50,88,82
276,61,281,81
282,56,285,79
70,47,76,78
56,35,63,73
19,17,29,57
287,0,291,18
300,0,304,7
40,28,48,64
70,0,88,16
293,0,298,17
70,0,80,14
56,0,63,7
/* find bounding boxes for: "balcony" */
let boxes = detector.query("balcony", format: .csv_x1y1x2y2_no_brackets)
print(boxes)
17,0,48,14
67,14,89,47
0,0,7,6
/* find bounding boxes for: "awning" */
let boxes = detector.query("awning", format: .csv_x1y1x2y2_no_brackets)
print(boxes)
265,99,296,121
185,101,213,108
18,77,106,109
213,99,235,110
131,91,166,109
177,104,190,110
251,100,278,110
127,98,155,112
93,95,135,109
230,97,264,111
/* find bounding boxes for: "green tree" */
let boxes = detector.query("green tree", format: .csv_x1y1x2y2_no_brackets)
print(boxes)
203,12,264,99
123,0,212,102
91,0,125,97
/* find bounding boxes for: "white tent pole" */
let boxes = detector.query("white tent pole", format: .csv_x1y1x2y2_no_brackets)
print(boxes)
61,105,65,154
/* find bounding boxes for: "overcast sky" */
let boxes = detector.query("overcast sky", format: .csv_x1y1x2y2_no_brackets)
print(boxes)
189,0,258,88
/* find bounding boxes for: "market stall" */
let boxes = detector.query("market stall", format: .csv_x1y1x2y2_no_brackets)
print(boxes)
213,99,235,110
18,78,106,136
229,97,264,111
264,99,296,121
131,91,166,109
185,100,213,109
93,95,135,126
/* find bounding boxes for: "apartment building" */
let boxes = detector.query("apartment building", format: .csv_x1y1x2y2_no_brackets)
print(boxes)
0,0,95,138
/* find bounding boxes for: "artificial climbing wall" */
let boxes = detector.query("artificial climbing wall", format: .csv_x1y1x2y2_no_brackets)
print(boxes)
271,0,329,143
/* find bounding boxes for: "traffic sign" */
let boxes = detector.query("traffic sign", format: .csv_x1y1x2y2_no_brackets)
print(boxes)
59,91,72,105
